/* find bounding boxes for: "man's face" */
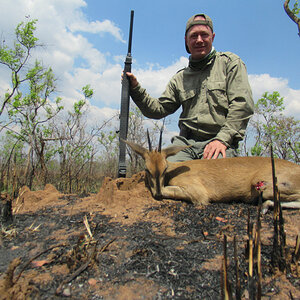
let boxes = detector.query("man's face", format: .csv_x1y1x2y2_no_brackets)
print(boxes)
185,23,215,60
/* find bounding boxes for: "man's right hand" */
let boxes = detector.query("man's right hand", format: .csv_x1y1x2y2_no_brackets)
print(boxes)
203,140,227,159
125,72,138,89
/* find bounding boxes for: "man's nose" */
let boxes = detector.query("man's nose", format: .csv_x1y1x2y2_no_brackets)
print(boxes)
196,35,203,43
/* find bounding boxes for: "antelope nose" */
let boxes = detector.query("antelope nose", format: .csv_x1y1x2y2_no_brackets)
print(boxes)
154,193,163,201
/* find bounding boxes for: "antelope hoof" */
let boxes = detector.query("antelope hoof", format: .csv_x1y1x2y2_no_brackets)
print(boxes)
261,200,272,214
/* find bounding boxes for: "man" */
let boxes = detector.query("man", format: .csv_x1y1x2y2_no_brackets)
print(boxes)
126,14,254,161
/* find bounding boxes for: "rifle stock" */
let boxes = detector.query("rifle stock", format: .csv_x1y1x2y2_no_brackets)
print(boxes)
118,10,134,177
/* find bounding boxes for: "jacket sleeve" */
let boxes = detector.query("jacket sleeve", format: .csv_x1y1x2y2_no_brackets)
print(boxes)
215,57,254,147
130,79,181,119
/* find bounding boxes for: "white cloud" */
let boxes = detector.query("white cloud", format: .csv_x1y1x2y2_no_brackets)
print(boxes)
0,0,299,146
0,0,188,125
134,57,188,97
283,88,300,117
85,105,118,128
69,19,125,43
61,63,123,106
0,69,11,95
249,74,300,118
248,74,289,100
0,0,123,103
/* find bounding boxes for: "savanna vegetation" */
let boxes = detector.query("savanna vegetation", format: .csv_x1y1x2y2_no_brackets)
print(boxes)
0,19,161,197
0,18,299,200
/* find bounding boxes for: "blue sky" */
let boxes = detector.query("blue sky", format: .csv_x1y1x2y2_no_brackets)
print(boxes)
0,0,299,144
84,0,300,88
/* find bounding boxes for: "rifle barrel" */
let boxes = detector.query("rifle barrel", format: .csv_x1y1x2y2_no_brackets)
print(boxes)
117,10,134,178
127,10,134,55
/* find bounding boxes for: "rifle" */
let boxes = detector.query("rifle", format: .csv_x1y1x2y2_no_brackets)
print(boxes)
117,10,134,178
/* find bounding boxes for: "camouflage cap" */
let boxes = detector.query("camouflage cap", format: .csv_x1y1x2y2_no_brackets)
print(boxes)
185,14,214,35
185,14,214,54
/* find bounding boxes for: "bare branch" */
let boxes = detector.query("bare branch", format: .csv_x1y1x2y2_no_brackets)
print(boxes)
284,0,300,37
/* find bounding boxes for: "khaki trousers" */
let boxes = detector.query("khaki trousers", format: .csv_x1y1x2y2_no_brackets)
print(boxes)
167,136,238,162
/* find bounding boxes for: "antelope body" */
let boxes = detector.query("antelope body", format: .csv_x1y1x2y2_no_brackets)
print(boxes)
125,140,300,212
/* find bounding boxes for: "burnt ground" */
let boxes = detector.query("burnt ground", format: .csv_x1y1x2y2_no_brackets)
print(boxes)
0,172,299,299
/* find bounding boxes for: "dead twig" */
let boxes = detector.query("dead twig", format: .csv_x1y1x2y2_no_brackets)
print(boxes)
56,242,98,295
248,223,255,300
221,235,232,300
270,146,287,272
294,233,300,263
55,238,116,295
14,243,66,284
83,215,93,239
234,236,241,300
293,233,300,276
1,258,21,290
256,196,262,300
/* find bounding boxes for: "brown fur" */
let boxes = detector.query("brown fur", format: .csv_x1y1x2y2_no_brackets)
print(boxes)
124,140,300,212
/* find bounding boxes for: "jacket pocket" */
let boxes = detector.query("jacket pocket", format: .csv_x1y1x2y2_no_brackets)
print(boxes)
206,81,228,112
178,89,198,103
177,89,200,118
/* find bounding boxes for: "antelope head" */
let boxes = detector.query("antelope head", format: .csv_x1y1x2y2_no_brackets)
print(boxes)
123,131,188,200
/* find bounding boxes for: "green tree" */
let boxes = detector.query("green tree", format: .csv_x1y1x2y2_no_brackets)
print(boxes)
0,18,63,188
0,18,39,117
249,91,299,162
98,129,118,178
52,85,112,193
97,105,163,178
0,132,25,193
6,61,63,187
271,115,299,161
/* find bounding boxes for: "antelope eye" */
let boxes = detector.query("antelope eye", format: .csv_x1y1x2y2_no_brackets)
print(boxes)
145,169,152,177
162,167,167,176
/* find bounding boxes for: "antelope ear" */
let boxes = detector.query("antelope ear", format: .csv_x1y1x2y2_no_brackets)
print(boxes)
121,139,148,159
163,145,191,158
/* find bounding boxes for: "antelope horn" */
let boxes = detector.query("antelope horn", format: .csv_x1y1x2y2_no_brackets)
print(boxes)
147,129,152,152
158,124,164,152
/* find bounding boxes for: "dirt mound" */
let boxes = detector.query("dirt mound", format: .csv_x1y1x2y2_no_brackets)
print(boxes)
16,184,63,213
96,172,151,204
96,172,159,224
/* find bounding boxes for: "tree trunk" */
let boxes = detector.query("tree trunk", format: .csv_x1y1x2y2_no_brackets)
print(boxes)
35,136,48,186
28,150,35,190
68,167,72,194
24,146,33,187
0,194,13,225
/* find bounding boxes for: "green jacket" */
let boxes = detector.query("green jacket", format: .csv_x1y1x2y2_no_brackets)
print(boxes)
130,51,254,148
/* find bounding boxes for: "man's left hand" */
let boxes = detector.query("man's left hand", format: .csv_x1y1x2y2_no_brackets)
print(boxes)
203,140,227,159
